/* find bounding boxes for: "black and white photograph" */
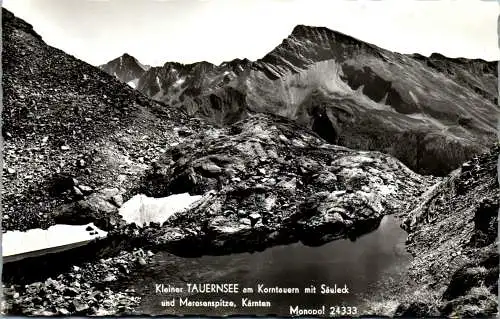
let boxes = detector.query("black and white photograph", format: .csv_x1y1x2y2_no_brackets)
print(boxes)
1,0,499,317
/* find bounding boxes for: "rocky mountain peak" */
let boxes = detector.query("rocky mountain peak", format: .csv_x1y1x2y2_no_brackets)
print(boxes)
224,57,251,65
105,53,138,66
162,61,184,70
100,52,149,86
253,24,383,81
121,52,134,59
290,24,367,47
119,53,148,69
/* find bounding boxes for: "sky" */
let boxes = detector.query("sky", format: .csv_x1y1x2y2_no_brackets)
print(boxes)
3,0,499,66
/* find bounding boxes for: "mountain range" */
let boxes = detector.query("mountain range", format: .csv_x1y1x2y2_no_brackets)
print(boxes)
101,25,499,176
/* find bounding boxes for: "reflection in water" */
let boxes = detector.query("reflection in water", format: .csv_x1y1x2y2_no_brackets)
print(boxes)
125,215,410,316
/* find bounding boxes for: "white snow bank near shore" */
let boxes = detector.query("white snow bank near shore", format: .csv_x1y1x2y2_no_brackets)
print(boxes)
2,223,107,258
118,193,203,226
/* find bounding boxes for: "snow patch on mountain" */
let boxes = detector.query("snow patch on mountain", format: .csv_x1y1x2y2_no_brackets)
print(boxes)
127,78,140,89
118,193,203,226
3,223,107,258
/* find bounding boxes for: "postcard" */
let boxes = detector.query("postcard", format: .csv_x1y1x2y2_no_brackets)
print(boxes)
1,0,498,317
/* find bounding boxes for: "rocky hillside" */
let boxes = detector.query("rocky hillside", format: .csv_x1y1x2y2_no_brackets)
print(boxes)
124,113,436,255
99,53,150,89
396,145,499,317
1,8,213,232
102,25,499,176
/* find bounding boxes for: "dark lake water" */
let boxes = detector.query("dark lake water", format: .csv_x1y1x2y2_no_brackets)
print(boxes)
125,215,411,316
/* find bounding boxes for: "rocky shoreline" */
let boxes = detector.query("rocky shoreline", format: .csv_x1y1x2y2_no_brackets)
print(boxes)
2,248,155,316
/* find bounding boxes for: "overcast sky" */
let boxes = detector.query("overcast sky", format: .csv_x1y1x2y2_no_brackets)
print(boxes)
3,0,499,66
